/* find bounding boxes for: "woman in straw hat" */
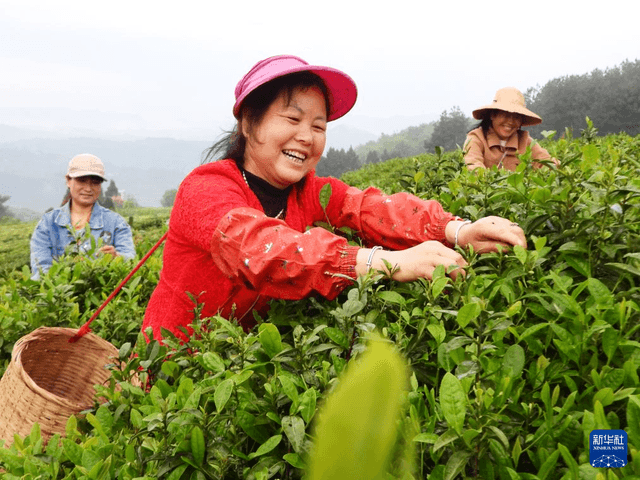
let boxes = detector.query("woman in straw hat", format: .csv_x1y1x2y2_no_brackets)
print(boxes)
463,87,558,171
30,154,135,280
142,55,527,342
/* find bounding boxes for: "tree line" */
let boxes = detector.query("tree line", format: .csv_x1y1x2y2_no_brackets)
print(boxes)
525,59,640,137
344,58,640,176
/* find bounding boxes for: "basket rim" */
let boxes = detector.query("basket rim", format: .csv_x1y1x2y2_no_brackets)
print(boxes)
10,326,119,410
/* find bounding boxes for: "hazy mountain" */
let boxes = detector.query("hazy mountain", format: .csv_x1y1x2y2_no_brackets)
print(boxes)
325,124,378,151
7,206,41,222
0,108,440,214
1,137,210,213
345,113,439,137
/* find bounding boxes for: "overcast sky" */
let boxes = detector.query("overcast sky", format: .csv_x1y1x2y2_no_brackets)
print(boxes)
1,0,639,139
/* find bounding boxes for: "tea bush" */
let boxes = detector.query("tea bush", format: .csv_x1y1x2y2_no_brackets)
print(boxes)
1,128,639,479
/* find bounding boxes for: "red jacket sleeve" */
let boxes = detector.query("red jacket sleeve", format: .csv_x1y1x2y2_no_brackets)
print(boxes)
335,186,457,250
212,207,359,300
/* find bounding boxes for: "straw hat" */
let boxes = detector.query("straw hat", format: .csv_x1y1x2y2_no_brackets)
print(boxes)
472,87,542,126
66,154,107,180
233,55,357,122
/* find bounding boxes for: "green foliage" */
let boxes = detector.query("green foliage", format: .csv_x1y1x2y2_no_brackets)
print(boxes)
357,123,435,163
526,59,640,138
317,146,361,177
0,194,13,220
423,106,474,154
161,188,178,208
1,129,640,478
105,180,120,199
0,219,36,277
308,335,409,480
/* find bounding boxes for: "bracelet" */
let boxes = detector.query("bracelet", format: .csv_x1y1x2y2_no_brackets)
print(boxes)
366,246,383,272
454,220,472,247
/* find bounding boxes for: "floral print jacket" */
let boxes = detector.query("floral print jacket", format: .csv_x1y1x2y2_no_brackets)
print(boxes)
142,159,456,341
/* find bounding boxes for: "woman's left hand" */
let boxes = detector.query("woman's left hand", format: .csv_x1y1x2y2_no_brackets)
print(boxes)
454,216,526,253
98,245,120,257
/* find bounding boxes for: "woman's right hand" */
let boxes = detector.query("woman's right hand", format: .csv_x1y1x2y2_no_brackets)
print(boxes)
356,241,467,281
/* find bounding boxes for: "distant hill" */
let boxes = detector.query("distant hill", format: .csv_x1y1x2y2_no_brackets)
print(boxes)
0,111,441,213
0,137,210,213
356,122,436,162
325,124,377,151
7,206,40,222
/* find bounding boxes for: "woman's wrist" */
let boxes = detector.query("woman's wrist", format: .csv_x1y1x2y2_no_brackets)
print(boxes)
445,220,472,247
356,247,388,277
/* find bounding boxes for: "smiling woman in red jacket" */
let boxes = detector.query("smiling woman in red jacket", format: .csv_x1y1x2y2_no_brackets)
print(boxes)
142,55,527,342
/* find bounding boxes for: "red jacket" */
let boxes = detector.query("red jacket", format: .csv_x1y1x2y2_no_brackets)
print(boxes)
143,159,456,341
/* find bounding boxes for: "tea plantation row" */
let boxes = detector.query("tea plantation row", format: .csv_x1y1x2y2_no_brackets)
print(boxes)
0,128,639,479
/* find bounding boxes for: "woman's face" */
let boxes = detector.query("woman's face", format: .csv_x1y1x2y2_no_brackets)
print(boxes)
491,111,524,140
66,175,103,208
242,86,327,189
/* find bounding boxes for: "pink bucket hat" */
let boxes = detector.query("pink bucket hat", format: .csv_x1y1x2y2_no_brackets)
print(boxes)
233,55,357,122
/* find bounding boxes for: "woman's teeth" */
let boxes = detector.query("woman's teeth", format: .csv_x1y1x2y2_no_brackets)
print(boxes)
283,150,306,162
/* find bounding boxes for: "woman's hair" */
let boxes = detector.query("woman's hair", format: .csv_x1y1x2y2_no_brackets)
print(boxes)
60,188,71,207
61,175,72,206
469,115,493,135
202,71,330,165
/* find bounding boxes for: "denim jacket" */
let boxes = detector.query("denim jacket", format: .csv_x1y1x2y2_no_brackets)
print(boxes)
30,202,136,279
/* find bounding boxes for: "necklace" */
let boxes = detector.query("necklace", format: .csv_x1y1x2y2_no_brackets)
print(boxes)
242,170,285,220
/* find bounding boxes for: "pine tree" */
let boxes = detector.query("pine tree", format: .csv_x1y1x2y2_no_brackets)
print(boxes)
105,180,120,199
0,195,11,220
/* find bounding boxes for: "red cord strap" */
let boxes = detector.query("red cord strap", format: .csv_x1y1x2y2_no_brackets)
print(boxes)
69,230,169,343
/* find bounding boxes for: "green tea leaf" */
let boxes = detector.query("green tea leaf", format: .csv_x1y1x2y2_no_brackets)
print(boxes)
232,370,254,385
248,434,282,459
377,290,406,305
456,302,480,328
279,375,299,404
413,432,439,444
190,426,205,466
627,396,640,449
431,276,449,299
586,278,613,306
62,438,83,465
444,451,472,480
323,327,349,349
281,416,305,453
593,388,614,407
201,351,226,373
308,337,408,480
557,443,579,480
319,183,332,210
564,255,591,277
283,453,306,469
214,378,234,412
514,244,528,265
501,345,525,378
259,323,282,358
440,372,466,435
602,328,619,362
433,429,459,453
298,388,317,424
537,448,560,480
427,324,446,345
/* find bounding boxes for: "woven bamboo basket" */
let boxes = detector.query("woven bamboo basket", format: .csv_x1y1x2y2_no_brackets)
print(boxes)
0,327,119,447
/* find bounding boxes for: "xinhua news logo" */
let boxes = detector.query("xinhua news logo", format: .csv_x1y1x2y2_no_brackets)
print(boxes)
589,430,627,468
